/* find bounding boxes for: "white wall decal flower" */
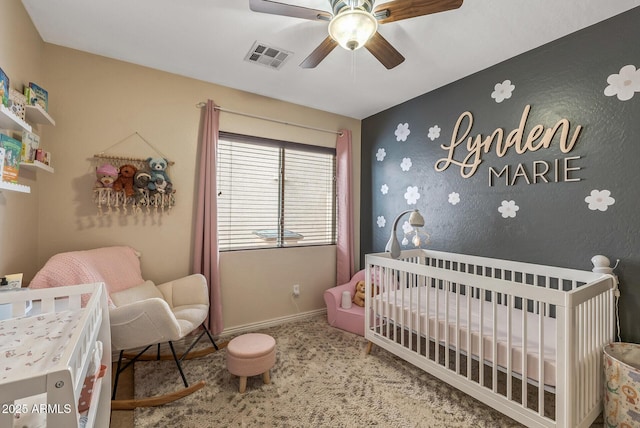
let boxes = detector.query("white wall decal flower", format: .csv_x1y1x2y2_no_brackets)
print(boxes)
604,65,640,101
585,189,615,211
491,79,515,103
380,184,389,194
404,186,420,205
498,200,519,218
448,192,460,205
377,216,386,228
376,148,387,161
428,125,441,141
400,157,412,171
395,123,411,142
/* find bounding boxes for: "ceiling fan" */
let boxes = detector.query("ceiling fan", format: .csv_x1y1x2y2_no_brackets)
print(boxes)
249,0,463,69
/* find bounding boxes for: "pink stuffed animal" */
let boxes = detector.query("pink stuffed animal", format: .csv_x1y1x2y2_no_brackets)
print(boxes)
95,163,119,189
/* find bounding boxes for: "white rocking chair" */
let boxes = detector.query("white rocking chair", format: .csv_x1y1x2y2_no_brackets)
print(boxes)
29,246,221,410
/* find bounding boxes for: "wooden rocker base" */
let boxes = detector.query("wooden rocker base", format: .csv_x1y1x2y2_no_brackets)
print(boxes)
111,380,206,410
123,341,228,362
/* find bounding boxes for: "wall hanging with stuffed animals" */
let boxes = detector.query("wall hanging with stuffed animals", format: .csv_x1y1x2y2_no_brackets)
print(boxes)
92,132,176,216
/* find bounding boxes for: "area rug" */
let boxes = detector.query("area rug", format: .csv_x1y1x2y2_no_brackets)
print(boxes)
133,315,599,427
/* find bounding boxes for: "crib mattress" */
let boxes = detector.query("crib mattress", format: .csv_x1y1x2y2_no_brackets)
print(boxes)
373,286,557,387
0,309,84,383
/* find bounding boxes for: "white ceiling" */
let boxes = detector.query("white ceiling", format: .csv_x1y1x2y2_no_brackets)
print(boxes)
20,0,640,119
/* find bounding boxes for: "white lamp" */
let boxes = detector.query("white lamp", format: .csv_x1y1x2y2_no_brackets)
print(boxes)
385,209,429,259
328,8,378,51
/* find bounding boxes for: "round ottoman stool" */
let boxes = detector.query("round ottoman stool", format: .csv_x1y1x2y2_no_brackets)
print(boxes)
226,333,276,393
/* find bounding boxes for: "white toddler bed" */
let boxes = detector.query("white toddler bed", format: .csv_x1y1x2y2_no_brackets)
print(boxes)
0,283,111,428
365,249,618,428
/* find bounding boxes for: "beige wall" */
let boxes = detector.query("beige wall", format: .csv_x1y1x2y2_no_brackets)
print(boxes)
0,0,45,281
35,43,360,331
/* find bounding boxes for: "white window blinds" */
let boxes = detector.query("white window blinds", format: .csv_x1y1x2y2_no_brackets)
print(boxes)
217,132,336,251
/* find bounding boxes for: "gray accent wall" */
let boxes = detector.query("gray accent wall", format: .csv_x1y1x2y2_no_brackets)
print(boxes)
361,7,640,343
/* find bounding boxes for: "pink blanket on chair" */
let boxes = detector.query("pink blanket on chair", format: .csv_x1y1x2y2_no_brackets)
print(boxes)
29,246,145,303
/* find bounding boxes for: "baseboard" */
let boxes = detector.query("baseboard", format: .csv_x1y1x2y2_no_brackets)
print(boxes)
219,308,327,337
112,309,327,361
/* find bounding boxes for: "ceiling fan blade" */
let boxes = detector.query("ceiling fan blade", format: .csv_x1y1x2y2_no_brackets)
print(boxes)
374,0,463,24
300,36,338,68
365,32,405,69
249,0,331,21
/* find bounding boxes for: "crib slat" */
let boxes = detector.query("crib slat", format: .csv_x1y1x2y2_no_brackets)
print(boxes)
521,297,528,409
492,292,498,393
425,275,432,362
435,280,440,364
466,285,472,381
538,300,544,417
586,299,592,416
444,280,450,370
455,284,460,376
400,272,406,348
506,294,513,401
478,286,484,388
578,302,585,420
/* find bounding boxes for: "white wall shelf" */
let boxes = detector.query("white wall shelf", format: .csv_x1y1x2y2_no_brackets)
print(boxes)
1,101,55,192
0,105,32,133
0,181,31,193
20,160,54,173
25,104,56,126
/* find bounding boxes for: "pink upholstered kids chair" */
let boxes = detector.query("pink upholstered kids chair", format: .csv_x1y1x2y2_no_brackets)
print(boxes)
323,270,366,336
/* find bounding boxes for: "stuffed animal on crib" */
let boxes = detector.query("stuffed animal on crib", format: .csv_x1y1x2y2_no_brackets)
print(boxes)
94,163,119,189
352,280,366,307
146,157,172,192
112,164,138,197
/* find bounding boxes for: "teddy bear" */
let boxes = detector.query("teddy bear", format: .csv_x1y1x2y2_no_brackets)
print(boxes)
146,157,172,193
112,164,138,197
94,163,119,189
352,280,366,307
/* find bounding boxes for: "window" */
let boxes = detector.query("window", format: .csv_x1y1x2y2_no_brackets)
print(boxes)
217,132,336,251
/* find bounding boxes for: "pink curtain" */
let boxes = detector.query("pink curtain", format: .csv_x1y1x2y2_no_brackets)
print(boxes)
193,100,223,335
336,129,355,284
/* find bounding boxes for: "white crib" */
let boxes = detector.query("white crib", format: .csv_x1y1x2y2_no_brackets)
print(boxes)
365,249,618,428
0,283,111,428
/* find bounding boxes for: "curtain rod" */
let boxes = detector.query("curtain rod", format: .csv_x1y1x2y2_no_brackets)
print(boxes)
196,102,343,136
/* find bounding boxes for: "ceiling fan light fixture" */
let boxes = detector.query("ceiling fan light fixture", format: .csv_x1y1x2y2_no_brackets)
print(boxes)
328,9,378,51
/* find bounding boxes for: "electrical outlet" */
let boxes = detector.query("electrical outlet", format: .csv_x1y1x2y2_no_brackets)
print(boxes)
292,284,300,297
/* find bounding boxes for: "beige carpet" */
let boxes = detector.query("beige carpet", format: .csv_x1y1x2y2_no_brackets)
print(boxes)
132,315,603,427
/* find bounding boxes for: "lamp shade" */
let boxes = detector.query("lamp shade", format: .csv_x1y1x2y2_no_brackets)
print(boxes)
328,9,378,51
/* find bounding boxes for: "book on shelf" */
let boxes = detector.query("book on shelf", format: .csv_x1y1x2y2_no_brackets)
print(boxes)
0,147,5,180
0,67,8,107
20,130,40,163
0,133,22,182
9,88,26,121
27,82,48,111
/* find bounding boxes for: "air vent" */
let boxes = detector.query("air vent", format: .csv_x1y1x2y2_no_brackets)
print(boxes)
244,41,292,70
